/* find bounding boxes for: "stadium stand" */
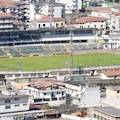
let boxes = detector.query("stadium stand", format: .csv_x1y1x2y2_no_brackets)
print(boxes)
4,47,21,57
0,48,6,56
0,28,104,57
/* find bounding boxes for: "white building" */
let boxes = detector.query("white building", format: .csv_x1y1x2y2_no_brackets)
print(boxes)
100,86,120,109
29,2,65,21
0,90,29,113
55,0,82,13
25,80,66,107
64,81,101,108
90,7,120,31
30,15,65,29
73,17,106,33
101,70,120,79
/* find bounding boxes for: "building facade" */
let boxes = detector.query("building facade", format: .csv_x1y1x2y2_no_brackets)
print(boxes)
25,80,66,106
0,90,29,113
55,0,82,13
64,81,101,108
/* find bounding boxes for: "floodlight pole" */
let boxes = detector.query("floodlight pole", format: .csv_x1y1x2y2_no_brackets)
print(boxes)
68,22,74,81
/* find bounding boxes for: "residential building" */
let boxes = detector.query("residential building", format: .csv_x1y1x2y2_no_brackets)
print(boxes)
29,2,65,21
0,13,13,32
72,17,106,34
30,15,65,29
25,80,66,106
93,107,120,120
55,0,83,13
100,86,120,109
90,7,120,31
64,81,101,108
0,90,29,113
101,70,120,79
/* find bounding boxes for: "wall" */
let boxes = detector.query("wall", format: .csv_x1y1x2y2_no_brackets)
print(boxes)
29,4,35,21
0,96,29,113
106,88,120,98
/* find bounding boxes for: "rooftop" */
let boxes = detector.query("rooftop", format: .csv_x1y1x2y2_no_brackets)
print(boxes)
64,80,86,87
32,1,65,6
28,80,56,89
100,96,120,109
0,13,13,18
0,94,28,100
73,17,106,24
103,70,120,76
94,107,120,117
106,86,120,91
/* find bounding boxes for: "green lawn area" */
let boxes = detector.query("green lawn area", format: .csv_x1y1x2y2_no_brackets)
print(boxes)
0,53,120,71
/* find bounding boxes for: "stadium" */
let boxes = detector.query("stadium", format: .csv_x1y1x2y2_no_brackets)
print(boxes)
0,28,119,81
0,28,102,57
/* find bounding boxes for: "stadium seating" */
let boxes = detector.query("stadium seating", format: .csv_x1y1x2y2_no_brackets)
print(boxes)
4,47,20,57
0,48,6,56
51,45,67,52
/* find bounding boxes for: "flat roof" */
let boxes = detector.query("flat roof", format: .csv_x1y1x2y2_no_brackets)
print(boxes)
31,1,65,6
106,86,120,91
0,94,28,99
94,107,120,118
64,80,86,86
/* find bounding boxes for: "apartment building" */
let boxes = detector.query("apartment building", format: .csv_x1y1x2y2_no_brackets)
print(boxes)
25,80,66,106
29,2,65,21
0,90,29,113
0,13,13,32
55,0,82,13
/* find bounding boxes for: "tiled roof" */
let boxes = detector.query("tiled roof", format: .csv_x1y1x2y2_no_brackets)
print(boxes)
90,7,112,13
103,70,120,76
0,13,13,18
35,16,65,22
0,0,18,8
54,17,65,22
36,16,54,22
28,80,56,89
13,20,23,26
73,17,106,24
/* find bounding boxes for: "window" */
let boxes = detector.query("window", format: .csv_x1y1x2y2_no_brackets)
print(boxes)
117,91,119,93
14,104,20,107
101,25,103,28
15,98,19,101
23,104,27,106
43,24,45,27
44,93,46,95
5,99,10,103
5,106,11,109
56,23,58,27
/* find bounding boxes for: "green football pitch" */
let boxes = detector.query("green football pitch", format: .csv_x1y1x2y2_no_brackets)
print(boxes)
0,53,120,71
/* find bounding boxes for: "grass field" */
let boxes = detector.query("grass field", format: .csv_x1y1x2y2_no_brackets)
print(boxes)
0,52,120,71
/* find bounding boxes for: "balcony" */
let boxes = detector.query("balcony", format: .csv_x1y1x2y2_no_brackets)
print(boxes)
0,20,13,23
0,25,13,28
